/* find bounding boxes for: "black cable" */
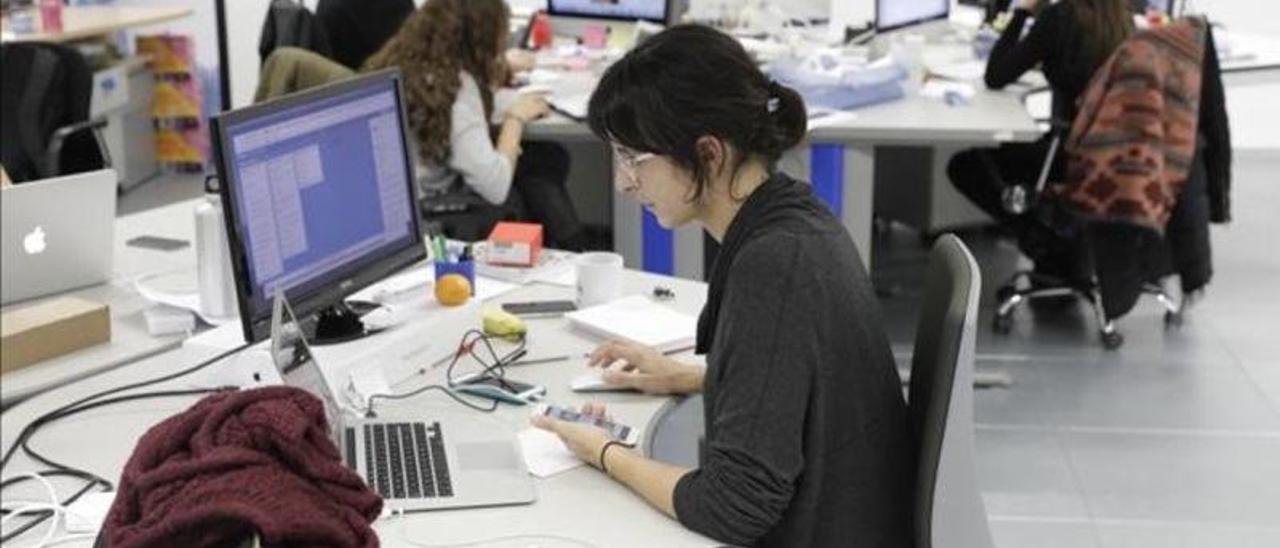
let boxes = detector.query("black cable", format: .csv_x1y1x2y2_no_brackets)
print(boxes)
20,389,230,479
1,342,251,473
1,388,228,544
366,331,528,418
445,330,527,393
366,385,499,417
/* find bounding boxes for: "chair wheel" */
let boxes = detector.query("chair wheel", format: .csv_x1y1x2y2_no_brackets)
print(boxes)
1164,310,1184,328
1101,330,1124,350
993,313,1013,335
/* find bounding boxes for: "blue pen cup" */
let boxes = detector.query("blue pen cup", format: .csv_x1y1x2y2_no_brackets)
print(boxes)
434,259,476,296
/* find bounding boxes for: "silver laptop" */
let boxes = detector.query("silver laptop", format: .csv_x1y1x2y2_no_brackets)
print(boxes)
1,169,117,305
269,294,535,512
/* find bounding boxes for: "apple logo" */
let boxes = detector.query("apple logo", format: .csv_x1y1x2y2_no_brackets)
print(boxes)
23,226,47,255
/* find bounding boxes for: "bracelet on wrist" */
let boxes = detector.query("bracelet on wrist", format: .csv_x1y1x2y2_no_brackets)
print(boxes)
599,440,624,475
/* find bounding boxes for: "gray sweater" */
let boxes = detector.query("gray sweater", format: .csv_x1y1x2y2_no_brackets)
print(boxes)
674,174,914,547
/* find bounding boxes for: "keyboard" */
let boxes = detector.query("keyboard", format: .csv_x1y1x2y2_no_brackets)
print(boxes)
349,421,454,499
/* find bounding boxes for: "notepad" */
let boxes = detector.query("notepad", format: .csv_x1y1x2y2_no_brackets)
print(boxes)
565,295,697,353
518,428,583,478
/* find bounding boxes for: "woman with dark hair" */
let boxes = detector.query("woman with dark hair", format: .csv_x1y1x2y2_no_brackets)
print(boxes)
948,0,1136,280
364,0,588,249
951,0,1230,295
532,25,914,547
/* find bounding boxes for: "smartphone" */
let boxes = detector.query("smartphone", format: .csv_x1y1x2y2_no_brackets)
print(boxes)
126,235,190,251
535,404,639,446
501,300,578,316
451,372,545,405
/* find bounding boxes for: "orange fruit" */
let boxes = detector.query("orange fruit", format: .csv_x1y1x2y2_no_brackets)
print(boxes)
434,274,471,306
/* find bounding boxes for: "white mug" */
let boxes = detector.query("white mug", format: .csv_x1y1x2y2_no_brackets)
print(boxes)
575,252,624,307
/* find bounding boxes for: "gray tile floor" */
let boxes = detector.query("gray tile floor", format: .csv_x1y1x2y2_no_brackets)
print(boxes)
868,153,1280,548
120,154,1280,547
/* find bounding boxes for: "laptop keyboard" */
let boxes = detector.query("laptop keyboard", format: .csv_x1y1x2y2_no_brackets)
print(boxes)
354,421,454,499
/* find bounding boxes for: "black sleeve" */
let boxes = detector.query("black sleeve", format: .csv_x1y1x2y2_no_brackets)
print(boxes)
672,238,814,546
985,7,1057,89
1199,24,1232,223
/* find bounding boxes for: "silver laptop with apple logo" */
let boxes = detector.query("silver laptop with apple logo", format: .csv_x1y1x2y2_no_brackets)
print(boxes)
1,169,116,306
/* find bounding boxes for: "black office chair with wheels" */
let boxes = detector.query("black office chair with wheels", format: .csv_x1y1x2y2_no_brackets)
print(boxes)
988,117,1185,350
909,234,994,548
0,41,112,183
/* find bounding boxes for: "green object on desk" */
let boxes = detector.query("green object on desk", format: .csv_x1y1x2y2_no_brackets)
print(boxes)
433,235,448,263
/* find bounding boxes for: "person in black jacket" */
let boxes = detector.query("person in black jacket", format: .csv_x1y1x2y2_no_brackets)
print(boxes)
530,25,914,547
315,0,413,70
949,0,1231,293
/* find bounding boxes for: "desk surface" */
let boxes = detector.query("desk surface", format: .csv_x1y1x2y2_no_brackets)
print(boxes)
2,6,192,44
1,200,200,407
1,270,716,547
525,42,1041,147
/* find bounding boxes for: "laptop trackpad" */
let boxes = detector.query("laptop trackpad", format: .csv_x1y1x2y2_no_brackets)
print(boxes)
456,442,520,471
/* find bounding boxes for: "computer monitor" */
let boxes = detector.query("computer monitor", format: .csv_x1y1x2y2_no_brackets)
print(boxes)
547,0,671,24
1133,0,1177,15
876,0,950,33
211,70,425,344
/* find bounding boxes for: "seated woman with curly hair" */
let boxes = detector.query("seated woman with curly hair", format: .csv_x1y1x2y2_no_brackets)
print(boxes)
363,0,587,249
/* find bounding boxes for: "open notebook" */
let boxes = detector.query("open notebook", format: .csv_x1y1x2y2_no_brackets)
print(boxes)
565,295,697,353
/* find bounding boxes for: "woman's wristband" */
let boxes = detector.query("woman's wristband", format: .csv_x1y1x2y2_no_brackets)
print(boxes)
599,440,625,475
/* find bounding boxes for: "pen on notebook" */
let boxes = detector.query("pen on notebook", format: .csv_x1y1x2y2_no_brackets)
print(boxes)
509,354,572,366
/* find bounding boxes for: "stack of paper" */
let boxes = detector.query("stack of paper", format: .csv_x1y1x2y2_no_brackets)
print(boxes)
565,295,697,353
473,243,576,285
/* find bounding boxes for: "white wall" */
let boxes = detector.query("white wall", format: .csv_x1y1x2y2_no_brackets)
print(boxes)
1186,0,1280,35
224,0,274,109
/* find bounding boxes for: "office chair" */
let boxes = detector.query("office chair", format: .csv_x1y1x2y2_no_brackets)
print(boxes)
909,234,994,548
988,116,1184,350
0,42,112,183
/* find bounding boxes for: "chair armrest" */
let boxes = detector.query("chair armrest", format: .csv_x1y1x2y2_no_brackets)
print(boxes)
44,117,110,176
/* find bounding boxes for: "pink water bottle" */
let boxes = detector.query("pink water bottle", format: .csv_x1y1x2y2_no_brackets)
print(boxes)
39,0,64,34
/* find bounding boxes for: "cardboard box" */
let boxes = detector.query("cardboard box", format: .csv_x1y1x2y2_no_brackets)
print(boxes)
486,222,544,267
1,297,111,374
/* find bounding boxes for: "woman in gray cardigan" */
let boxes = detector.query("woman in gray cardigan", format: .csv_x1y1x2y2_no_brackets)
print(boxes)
532,25,914,547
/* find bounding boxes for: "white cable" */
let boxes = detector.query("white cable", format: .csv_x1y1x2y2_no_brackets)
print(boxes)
38,533,98,548
0,472,64,548
393,511,598,548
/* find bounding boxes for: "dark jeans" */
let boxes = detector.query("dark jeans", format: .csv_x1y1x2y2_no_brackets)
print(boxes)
424,142,587,250
947,138,1090,284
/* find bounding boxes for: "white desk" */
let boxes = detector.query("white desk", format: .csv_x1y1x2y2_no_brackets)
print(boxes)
1,200,201,407
523,39,1039,280
0,6,192,44
0,266,717,547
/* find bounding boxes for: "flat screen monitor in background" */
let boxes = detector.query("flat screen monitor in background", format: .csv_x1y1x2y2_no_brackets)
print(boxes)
876,0,950,33
1133,0,1177,15
547,0,671,24
211,70,425,344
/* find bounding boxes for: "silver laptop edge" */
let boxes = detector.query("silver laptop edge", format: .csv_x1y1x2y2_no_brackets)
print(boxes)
269,293,534,512
1,169,117,306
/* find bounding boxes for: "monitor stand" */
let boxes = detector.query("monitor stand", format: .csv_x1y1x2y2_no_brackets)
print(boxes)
305,300,383,346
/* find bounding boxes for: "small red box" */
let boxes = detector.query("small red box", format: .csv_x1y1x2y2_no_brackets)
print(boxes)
486,222,543,267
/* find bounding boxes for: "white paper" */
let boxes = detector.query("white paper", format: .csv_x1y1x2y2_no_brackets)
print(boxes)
920,80,977,100
534,266,577,287
565,295,697,352
518,428,583,478
926,60,986,82
134,273,235,326
348,264,519,304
